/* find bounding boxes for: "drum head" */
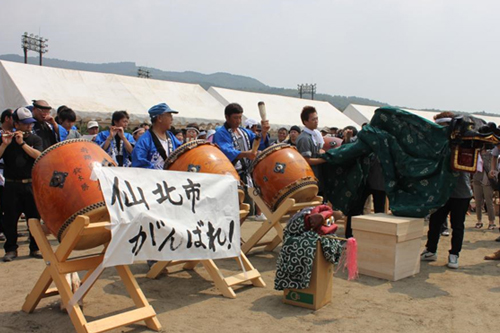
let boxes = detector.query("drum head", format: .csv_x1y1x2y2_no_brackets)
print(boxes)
249,143,292,174
323,137,343,151
164,139,212,170
32,139,116,249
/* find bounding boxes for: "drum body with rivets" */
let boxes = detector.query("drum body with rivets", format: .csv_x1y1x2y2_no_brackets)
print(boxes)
250,143,318,210
164,139,245,203
32,139,114,249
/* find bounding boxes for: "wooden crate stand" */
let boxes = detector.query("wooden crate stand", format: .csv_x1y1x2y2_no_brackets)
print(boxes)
283,241,334,310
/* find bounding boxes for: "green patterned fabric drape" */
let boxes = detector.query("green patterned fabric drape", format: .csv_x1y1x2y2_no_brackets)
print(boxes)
321,107,458,217
274,207,343,290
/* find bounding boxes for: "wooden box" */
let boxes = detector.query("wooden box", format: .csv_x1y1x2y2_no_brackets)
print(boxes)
283,242,333,310
352,213,424,281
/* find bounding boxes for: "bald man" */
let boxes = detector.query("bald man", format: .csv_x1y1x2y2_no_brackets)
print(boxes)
31,100,59,150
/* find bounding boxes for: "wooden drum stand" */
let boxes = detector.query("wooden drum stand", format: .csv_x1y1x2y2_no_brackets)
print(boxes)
146,203,266,299
241,185,323,254
22,207,161,333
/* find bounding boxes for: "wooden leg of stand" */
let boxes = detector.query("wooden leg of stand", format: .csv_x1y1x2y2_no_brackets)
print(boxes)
48,263,88,332
24,217,161,333
241,199,294,254
78,265,105,302
264,235,282,252
182,261,199,270
54,218,88,263
201,260,237,299
23,219,56,313
241,221,275,254
264,222,285,251
236,252,266,287
239,203,250,225
146,261,171,279
23,219,89,330
116,266,162,331
22,265,54,313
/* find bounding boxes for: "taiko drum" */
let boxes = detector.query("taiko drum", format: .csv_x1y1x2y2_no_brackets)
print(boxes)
32,139,115,250
250,143,318,210
323,136,343,151
164,140,245,203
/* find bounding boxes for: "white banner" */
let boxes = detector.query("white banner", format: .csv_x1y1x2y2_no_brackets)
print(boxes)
92,166,240,267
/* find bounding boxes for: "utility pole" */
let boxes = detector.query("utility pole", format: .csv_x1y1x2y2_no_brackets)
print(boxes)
297,83,317,100
22,32,48,66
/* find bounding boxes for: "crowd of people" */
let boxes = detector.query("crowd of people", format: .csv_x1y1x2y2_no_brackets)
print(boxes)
0,100,499,265
419,112,500,266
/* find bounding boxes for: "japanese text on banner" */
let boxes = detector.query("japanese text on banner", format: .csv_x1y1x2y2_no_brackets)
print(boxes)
92,166,240,267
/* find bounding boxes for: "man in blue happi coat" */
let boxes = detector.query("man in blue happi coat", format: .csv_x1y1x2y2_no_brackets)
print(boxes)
214,103,270,217
95,111,135,167
214,103,270,182
132,103,182,169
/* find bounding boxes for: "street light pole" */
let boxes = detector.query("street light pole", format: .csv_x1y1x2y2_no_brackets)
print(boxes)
21,32,48,66
297,83,317,100
138,68,151,79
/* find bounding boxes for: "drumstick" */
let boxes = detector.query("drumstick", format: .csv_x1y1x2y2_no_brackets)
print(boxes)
251,131,261,154
258,101,267,122
251,102,267,154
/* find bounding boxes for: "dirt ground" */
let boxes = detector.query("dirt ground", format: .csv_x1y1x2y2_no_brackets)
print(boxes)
0,213,499,333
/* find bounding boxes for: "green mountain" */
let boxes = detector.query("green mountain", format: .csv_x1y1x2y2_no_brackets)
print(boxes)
0,54,401,111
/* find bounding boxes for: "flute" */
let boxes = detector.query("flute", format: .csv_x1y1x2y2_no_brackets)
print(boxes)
1,131,29,137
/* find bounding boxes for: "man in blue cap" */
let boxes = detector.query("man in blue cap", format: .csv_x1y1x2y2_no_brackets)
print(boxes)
0,107,43,261
132,103,182,169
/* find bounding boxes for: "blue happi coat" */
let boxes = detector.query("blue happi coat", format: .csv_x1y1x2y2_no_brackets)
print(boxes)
95,130,136,167
213,124,269,162
131,130,181,169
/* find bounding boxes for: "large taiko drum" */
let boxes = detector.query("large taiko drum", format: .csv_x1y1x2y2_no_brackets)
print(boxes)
32,139,115,250
164,139,245,203
323,136,343,151
250,143,318,210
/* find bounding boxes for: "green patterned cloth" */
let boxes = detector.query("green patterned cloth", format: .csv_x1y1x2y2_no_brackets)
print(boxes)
274,207,343,290
321,107,458,217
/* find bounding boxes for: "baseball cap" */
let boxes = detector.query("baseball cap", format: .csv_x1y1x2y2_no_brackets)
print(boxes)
244,118,259,128
87,120,99,129
148,103,179,119
13,107,37,124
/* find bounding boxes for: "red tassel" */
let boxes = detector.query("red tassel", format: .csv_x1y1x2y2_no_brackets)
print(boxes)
345,238,358,280
336,237,358,280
